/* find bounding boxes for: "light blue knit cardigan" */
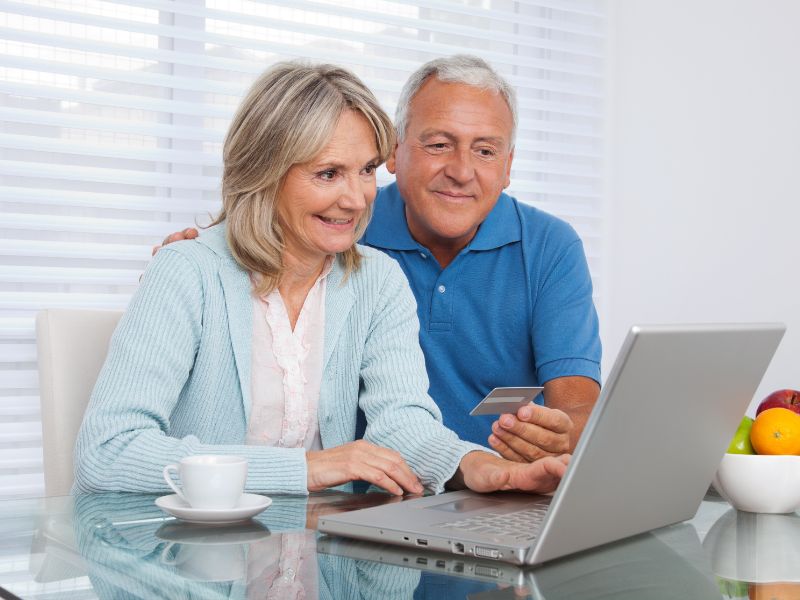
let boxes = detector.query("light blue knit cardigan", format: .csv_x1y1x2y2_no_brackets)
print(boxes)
74,223,483,495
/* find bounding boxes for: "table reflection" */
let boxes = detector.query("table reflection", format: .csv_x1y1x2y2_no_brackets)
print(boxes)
323,522,720,600
0,494,742,600
71,492,421,599
704,508,800,599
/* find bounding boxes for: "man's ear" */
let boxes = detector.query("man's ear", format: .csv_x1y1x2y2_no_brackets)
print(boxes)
504,148,514,189
386,143,399,174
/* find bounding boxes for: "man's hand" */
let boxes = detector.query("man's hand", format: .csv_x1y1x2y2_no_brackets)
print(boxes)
489,376,600,462
151,227,199,255
452,451,569,495
489,403,572,462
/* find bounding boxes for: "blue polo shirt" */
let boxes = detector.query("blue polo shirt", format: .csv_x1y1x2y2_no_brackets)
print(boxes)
360,182,601,446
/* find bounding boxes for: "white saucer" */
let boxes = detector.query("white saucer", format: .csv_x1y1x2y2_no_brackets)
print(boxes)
155,493,272,524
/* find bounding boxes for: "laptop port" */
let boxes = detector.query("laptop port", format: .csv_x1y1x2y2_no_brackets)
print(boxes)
436,559,446,569
416,538,428,546
474,546,500,559
416,557,428,565
452,542,465,554
453,562,464,573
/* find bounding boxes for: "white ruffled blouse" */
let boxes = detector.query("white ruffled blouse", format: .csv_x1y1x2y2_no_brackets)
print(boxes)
247,259,332,451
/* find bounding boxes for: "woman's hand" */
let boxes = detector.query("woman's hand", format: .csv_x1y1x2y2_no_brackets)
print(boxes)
451,451,570,495
306,440,424,496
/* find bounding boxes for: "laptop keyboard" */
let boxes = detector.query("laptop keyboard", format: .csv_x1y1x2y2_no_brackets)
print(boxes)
433,505,549,543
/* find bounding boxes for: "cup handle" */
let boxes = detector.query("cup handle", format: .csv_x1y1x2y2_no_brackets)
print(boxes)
161,541,179,565
163,464,187,503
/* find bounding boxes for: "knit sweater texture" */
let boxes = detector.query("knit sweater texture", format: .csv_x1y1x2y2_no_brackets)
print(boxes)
74,223,484,495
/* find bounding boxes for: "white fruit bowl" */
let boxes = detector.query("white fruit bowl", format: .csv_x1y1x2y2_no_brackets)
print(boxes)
713,453,800,514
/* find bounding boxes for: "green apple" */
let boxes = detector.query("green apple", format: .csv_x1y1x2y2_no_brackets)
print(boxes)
727,416,755,454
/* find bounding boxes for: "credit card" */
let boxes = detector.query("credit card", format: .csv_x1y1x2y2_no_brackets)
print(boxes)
469,387,544,416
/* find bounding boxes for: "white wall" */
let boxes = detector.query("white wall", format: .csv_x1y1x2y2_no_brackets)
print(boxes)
604,0,800,413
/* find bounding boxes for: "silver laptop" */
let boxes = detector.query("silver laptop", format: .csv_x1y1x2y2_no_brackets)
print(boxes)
319,323,785,565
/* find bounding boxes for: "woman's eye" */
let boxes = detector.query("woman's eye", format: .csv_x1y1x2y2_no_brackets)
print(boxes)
318,169,336,180
362,164,376,175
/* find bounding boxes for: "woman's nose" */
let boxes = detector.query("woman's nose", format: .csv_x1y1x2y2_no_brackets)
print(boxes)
338,175,369,210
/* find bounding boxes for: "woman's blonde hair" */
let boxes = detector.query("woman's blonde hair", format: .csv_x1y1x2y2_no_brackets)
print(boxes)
212,61,395,296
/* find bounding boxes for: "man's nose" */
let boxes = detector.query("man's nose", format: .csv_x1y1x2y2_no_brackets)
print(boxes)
443,148,475,183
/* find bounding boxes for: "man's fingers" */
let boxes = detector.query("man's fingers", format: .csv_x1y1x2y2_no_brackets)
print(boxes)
492,425,551,461
488,434,528,463
162,230,192,246
492,420,565,458
155,228,198,255
163,232,182,246
516,403,572,433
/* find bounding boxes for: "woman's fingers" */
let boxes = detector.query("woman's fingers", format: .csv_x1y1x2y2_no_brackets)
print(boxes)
306,441,423,495
356,464,406,496
366,447,423,494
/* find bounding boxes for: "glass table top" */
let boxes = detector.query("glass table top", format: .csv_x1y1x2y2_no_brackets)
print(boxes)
0,489,796,599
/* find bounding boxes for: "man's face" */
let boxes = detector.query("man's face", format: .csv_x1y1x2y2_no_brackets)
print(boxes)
387,78,515,253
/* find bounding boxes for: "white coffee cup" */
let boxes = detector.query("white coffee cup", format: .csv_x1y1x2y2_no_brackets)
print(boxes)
163,455,247,509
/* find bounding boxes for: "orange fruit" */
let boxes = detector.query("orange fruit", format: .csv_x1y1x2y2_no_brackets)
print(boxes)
749,581,800,600
750,407,800,455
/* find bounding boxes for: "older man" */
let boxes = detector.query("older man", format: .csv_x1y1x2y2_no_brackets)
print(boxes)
159,55,601,462
362,55,601,461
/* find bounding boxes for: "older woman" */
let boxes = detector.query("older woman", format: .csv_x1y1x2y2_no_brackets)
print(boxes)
74,62,568,496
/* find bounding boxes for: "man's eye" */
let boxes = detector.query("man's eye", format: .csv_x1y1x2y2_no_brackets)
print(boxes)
477,148,496,157
428,143,448,151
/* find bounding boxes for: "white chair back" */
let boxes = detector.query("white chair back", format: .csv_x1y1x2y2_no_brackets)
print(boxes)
36,309,123,496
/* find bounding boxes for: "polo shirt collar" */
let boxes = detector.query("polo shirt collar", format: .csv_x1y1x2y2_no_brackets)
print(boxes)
363,182,419,250
467,190,521,251
365,182,521,252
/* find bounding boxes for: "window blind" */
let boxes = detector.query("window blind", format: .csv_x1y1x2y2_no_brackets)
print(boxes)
0,0,607,502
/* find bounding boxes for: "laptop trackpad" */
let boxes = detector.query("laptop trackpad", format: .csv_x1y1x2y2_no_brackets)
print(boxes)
425,497,508,513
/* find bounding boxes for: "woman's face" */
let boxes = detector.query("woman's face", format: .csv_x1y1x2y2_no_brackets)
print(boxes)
277,110,380,267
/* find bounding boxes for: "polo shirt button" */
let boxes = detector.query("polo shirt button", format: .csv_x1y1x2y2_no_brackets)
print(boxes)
420,252,427,259
438,285,446,293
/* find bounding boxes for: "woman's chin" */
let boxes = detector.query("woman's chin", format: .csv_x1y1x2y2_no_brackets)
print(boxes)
312,236,357,256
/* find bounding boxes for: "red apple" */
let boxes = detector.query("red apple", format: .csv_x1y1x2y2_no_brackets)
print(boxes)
755,389,800,416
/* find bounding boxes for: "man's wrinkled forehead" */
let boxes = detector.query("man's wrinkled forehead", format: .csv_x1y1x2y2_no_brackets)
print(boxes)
405,78,514,143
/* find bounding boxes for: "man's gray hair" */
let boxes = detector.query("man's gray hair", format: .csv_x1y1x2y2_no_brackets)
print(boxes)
395,54,518,147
